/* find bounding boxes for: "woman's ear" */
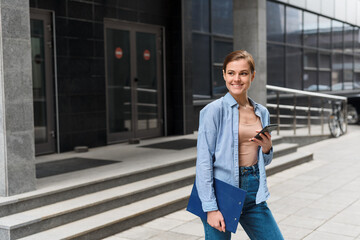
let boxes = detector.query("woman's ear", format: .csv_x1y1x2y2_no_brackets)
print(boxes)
251,71,256,82
223,69,226,81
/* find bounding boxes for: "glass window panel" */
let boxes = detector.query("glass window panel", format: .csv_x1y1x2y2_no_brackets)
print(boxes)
343,54,353,90
106,28,132,133
319,16,331,49
267,1,285,42
211,0,233,36
303,71,317,91
286,46,302,89
319,71,331,91
136,32,158,130
355,73,360,89
344,24,354,53
192,0,209,32
303,12,318,47
192,33,211,96
304,50,317,68
332,53,343,90
319,53,331,69
332,20,343,51
31,19,48,144
267,44,285,87
213,66,227,95
213,40,233,63
286,6,302,45
355,27,360,54
355,55,360,71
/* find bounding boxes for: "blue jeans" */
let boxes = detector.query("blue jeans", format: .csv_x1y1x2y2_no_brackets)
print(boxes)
201,164,284,240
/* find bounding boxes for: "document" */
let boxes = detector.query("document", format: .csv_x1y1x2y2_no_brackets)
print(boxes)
186,178,247,233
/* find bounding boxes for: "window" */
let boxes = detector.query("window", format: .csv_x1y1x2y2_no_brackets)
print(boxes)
212,40,233,95
344,24,354,54
267,1,285,42
191,0,233,98
332,53,343,90
344,54,353,89
303,12,318,48
267,44,285,87
286,46,302,89
266,1,358,93
192,34,211,96
192,0,209,32
332,20,343,51
286,6,302,45
211,0,233,36
319,16,331,49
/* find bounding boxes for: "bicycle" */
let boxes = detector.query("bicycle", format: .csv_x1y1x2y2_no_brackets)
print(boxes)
328,101,347,138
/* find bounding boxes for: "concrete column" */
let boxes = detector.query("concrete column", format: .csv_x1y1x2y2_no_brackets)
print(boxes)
0,0,36,196
233,0,267,106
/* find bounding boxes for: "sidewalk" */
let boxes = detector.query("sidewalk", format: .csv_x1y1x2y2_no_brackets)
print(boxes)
104,125,360,240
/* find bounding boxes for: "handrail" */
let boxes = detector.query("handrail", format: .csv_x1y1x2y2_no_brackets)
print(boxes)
267,85,347,102
266,85,348,136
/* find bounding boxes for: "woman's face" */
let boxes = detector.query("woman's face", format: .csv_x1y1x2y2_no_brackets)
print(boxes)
223,59,255,97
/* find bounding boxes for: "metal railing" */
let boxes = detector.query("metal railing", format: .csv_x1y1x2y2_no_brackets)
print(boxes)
266,85,348,136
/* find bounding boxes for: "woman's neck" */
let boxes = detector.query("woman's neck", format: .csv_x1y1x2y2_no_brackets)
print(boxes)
230,93,249,107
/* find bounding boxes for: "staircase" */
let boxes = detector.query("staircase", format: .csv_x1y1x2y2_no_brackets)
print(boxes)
0,136,313,240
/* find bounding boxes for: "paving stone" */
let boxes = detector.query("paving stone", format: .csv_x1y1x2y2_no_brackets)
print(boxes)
278,224,313,239
142,217,186,231
164,209,198,221
303,231,354,240
317,221,360,237
147,231,199,240
279,215,325,230
113,226,162,240
294,207,338,220
170,221,204,237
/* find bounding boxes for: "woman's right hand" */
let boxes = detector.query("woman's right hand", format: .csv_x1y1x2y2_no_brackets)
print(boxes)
207,210,226,232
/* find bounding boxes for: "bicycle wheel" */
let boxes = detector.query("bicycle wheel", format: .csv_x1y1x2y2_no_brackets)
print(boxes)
338,110,347,134
328,115,341,137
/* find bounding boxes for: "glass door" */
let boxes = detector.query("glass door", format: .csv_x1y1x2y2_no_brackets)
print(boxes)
30,10,56,155
105,21,163,143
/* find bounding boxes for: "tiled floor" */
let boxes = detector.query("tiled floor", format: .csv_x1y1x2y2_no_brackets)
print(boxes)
104,125,360,240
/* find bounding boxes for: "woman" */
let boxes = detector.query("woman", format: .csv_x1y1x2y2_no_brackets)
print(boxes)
195,50,284,239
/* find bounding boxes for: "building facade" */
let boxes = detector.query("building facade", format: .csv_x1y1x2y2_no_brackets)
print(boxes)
1,0,360,195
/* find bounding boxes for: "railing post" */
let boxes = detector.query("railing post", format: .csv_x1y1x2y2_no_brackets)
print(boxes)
308,96,311,135
343,100,348,134
277,92,280,135
293,94,296,135
321,99,324,135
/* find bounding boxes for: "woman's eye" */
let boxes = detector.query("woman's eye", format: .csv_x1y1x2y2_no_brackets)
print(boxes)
228,72,234,75
240,72,248,76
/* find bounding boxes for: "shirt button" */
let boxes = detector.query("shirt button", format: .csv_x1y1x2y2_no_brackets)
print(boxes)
234,218,237,221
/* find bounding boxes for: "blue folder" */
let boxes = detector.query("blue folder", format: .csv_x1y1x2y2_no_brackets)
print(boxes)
186,178,247,233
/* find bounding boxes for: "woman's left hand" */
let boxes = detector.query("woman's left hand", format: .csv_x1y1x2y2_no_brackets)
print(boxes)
249,131,272,154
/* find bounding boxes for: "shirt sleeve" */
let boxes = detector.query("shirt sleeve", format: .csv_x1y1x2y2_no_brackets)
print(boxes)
263,108,274,166
195,106,219,212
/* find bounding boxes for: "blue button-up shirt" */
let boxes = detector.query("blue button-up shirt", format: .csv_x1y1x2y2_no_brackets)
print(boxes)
195,92,273,212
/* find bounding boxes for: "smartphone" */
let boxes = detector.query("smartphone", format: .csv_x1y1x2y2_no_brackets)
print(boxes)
253,124,278,140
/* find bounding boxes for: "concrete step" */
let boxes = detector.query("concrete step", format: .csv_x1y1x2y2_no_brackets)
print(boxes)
271,135,283,145
266,151,313,176
273,143,299,158
0,167,196,239
0,156,196,218
18,185,193,240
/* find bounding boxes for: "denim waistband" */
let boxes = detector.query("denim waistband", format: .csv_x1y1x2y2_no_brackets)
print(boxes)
239,163,259,175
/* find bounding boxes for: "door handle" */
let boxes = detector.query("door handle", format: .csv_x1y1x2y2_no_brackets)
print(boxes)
134,78,138,82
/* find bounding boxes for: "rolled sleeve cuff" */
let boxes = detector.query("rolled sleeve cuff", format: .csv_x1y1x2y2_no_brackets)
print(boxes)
202,201,218,212
263,147,273,166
